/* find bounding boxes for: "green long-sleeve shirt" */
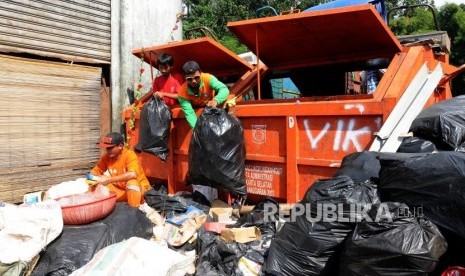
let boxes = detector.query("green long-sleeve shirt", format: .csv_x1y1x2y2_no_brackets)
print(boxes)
178,73,229,129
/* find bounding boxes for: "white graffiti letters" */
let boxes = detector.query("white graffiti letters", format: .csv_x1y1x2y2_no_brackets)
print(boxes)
340,119,371,151
303,118,373,152
303,119,331,149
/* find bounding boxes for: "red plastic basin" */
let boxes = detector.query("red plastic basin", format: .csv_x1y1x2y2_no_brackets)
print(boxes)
57,191,117,225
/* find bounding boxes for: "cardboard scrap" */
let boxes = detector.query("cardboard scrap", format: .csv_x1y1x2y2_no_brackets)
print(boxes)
209,199,233,222
220,227,261,244
211,208,233,222
164,214,207,247
237,256,262,276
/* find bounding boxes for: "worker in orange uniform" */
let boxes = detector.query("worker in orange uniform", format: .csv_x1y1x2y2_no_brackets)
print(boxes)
91,132,151,207
152,53,184,107
177,60,230,128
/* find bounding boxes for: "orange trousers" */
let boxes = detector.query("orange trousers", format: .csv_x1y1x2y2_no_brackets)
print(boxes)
106,179,149,207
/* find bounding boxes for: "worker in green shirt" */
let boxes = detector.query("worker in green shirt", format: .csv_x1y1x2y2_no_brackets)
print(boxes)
177,61,230,128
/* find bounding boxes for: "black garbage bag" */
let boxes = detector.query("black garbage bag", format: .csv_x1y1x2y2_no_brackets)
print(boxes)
340,202,448,275
102,202,153,241
144,189,188,215
195,227,248,275
430,233,465,276
264,214,349,276
378,152,465,243
263,176,379,276
409,95,465,150
32,223,112,276
303,175,380,206
32,203,153,276
144,189,210,217
228,198,279,238
333,151,383,183
334,152,429,185
135,97,172,161
186,107,247,198
397,136,437,153
196,261,228,276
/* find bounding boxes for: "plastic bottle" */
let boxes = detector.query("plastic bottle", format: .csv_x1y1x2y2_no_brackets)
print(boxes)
366,70,378,94
86,173,101,182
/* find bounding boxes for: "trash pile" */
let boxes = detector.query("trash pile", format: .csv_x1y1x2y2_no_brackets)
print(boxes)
261,96,465,275
3,97,465,276
140,186,279,276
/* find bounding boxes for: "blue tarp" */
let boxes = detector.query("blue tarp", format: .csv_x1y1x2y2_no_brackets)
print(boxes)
304,0,386,22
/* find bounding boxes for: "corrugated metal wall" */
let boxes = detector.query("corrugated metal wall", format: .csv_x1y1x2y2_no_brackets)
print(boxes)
0,0,182,202
0,0,111,64
0,55,102,203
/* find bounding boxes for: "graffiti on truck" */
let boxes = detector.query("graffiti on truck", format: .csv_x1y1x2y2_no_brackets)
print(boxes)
303,117,382,152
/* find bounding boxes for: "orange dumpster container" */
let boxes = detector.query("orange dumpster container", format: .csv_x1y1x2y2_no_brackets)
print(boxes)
124,5,456,204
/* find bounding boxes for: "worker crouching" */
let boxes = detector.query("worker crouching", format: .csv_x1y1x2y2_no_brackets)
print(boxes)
91,132,150,207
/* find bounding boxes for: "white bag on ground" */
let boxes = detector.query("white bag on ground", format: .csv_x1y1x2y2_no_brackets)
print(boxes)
70,237,195,276
0,200,63,263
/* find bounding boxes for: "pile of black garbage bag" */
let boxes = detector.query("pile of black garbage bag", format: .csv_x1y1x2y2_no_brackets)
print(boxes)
263,97,465,275
263,175,381,275
263,152,450,276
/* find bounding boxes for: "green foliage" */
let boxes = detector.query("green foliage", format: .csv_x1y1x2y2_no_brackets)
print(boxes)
182,0,319,54
388,2,465,94
439,3,465,95
219,35,248,54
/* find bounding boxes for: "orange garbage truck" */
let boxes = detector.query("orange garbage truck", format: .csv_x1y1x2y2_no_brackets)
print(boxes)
123,4,461,204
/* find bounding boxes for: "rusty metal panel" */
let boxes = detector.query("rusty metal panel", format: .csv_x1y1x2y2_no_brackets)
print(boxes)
227,5,402,70
0,0,110,64
0,55,102,203
132,37,254,80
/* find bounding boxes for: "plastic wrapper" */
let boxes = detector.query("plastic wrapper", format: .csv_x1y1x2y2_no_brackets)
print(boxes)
440,266,465,276
186,107,247,198
135,97,172,161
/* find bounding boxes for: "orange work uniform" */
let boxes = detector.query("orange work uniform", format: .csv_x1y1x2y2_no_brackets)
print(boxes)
91,148,150,207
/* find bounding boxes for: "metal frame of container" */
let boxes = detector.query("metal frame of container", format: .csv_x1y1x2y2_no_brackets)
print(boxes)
123,5,458,203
